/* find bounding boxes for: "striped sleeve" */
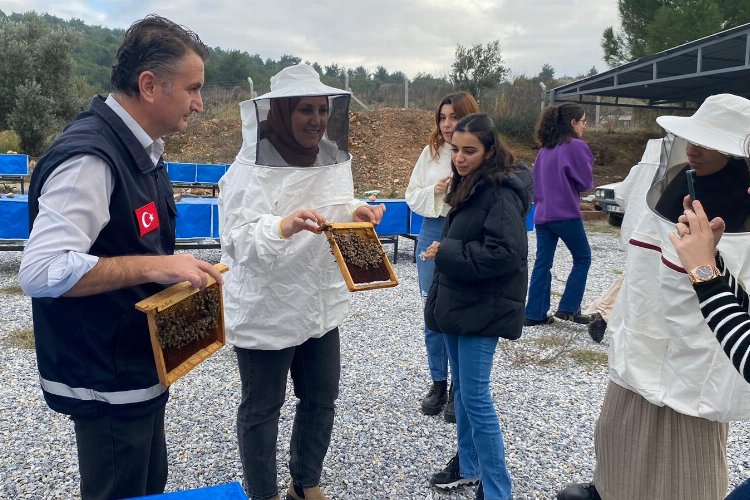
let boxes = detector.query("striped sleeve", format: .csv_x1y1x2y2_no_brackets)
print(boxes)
693,255,750,383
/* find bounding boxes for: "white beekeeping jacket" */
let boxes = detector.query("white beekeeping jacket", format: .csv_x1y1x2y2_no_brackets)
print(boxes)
614,138,662,249
608,136,750,421
218,64,363,350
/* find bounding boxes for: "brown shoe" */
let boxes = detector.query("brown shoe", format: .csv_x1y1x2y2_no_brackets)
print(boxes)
286,480,329,500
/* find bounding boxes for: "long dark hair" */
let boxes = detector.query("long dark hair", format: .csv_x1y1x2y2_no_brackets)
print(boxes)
444,113,515,209
535,102,585,148
111,14,208,97
428,91,480,160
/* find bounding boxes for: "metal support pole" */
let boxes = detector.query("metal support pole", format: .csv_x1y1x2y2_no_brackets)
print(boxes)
539,82,546,112
405,77,409,109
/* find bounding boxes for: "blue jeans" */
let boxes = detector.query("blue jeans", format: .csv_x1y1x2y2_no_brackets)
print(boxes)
525,218,591,320
726,478,750,499
417,216,448,381
235,329,340,500
444,334,512,499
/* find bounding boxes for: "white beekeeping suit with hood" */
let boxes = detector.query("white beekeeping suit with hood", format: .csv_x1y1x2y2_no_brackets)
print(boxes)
608,94,750,421
219,63,368,350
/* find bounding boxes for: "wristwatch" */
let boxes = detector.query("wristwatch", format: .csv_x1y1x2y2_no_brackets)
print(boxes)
687,265,721,284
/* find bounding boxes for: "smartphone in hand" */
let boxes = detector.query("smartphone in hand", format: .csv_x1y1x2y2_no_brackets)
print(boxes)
686,169,698,202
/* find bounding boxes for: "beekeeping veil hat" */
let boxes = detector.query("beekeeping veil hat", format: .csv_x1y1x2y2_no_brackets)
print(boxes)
235,64,351,167
647,93,750,231
656,94,750,158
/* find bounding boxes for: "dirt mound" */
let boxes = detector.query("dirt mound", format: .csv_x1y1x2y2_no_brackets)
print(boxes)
349,108,434,198
163,108,659,198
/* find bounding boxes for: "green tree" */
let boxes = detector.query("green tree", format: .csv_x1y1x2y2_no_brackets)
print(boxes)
450,40,508,99
532,64,557,86
206,49,253,86
646,0,725,53
0,13,79,154
324,64,343,78
602,0,661,66
602,0,750,67
8,79,56,154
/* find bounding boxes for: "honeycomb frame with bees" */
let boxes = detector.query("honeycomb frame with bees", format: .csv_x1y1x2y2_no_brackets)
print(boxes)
135,263,229,387
323,222,399,292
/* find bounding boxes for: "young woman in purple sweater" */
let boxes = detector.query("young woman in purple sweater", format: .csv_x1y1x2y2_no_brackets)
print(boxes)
524,103,595,326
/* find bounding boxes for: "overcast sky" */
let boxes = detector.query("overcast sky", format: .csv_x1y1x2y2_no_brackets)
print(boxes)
1,0,620,80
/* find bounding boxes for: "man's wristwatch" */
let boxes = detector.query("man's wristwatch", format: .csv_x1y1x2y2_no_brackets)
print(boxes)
687,265,722,284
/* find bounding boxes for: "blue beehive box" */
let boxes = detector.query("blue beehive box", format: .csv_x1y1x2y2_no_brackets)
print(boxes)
525,203,535,232
0,153,29,174
122,482,248,499
167,162,197,183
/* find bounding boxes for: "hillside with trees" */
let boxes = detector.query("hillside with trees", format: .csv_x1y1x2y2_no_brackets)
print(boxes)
0,9,611,157
0,9,667,199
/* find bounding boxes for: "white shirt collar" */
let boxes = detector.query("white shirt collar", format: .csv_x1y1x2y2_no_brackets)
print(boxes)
105,94,165,166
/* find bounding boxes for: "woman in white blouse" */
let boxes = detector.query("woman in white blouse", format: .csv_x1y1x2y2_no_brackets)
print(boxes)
405,91,479,423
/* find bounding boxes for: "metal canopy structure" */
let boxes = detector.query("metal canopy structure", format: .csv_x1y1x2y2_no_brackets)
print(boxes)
548,23,750,109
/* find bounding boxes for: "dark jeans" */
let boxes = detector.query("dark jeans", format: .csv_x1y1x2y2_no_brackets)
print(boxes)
235,328,341,500
72,405,167,500
525,218,591,320
727,478,750,499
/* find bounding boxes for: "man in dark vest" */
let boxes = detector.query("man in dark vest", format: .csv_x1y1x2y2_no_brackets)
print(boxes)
18,15,223,500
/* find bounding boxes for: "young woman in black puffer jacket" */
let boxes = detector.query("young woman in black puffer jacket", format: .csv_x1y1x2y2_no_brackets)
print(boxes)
423,113,533,500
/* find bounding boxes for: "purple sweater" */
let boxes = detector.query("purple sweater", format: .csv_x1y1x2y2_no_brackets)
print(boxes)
532,138,595,224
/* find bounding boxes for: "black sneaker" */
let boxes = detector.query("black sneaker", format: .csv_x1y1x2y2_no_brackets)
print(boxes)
524,316,555,326
429,453,479,490
444,383,455,423
556,482,602,500
588,313,607,343
421,380,448,415
554,310,590,324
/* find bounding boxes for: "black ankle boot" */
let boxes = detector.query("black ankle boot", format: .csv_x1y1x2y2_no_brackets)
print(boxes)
421,380,448,415
557,482,601,500
444,383,456,423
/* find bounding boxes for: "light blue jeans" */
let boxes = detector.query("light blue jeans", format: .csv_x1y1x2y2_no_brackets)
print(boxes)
416,216,448,382
525,218,591,320
444,333,512,499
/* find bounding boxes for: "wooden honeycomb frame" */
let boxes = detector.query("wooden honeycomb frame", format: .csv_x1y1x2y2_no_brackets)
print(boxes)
135,263,228,387
324,222,399,292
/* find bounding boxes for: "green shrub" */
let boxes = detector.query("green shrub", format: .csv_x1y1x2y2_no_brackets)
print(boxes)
7,327,35,349
0,130,20,153
570,348,608,367
490,78,540,141
500,328,579,366
0,283,24,295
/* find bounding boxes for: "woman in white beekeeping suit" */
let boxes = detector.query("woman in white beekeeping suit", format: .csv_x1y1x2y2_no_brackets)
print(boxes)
558,94,750,500
218,63,385,500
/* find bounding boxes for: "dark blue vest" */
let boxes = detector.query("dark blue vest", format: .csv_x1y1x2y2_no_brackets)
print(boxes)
28,96,176,417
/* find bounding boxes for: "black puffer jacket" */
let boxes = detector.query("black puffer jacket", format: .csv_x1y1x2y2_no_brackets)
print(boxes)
424,163,533,339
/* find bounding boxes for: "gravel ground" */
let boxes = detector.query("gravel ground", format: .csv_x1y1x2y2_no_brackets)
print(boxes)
1,223,748,499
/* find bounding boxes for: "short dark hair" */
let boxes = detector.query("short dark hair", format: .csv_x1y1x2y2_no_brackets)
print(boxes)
111,14,209,97
535,102,585,148
445,113,515,209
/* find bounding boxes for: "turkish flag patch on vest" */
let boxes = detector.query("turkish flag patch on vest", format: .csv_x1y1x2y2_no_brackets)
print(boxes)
135,201,160,237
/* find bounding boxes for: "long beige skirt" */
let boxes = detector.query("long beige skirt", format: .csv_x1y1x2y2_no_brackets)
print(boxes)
592,381,729,500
